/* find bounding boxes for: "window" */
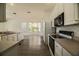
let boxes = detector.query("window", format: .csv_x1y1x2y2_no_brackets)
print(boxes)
21,22,41,33
29,23,41,32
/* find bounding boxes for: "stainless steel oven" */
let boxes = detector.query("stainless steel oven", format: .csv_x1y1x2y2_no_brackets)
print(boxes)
48,35,55,55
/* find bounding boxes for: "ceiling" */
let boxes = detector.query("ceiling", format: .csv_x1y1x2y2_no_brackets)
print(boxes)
6,3,56,21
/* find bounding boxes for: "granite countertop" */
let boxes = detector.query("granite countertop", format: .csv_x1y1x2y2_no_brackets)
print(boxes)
49,34,79,56
0,31,18,35
55,38,79,56
0,39,23,55
0,31,23,55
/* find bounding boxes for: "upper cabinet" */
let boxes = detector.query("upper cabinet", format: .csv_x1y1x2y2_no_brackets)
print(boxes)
51,4,64,27
51,3,79,27
55,41,63,56
64,3,79,25
52,4,64,19
0,3,6,22
57,4,64,16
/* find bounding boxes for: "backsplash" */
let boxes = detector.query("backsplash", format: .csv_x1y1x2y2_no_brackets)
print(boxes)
57,24,79,37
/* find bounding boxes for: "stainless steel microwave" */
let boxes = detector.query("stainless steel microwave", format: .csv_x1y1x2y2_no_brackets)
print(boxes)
54,12,64,27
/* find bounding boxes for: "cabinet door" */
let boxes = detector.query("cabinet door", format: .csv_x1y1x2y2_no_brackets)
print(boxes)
55,41,63,56
64,3,77,25
53,4,59,18
58,4,64,15
8,34,17,41
63,48,72,56
51,4,64,27
18,33,24,41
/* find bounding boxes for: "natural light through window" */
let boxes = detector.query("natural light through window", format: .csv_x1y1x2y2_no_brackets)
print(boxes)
21,22,42,33
29,23,41,32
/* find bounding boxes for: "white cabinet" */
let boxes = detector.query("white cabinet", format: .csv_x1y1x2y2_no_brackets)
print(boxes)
55,4,64,17
51,4,64,27
8,34,17,41
64,3,79,25
51,3,79,26
55,41,63,56
52,4,64,19
18,33,24,41
53,4,59,18
57,4,64,15
51,4,59,27
63,48,72,56
55,41,72,56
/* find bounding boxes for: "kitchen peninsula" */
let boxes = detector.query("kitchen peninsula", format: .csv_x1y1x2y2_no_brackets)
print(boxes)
0,31,24,56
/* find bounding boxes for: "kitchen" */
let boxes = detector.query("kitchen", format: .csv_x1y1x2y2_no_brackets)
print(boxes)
0,3,79,56
48,3,79,56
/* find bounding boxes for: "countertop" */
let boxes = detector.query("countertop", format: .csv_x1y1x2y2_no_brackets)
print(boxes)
0,31,23,55
55,38,79,56
0,31,18,35
0,39,23,55
50,34,79,56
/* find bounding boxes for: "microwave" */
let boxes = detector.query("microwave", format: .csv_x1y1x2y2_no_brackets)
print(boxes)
54,12,64,27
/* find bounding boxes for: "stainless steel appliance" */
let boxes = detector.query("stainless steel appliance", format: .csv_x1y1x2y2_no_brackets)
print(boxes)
58,30,74,39
48,34,56,56
54,12,64,27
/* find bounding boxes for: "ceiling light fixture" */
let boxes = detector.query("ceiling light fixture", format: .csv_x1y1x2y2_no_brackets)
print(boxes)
13,12,16,15
27,11,31,13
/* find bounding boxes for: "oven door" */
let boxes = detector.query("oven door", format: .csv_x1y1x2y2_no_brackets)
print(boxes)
49,35,55,55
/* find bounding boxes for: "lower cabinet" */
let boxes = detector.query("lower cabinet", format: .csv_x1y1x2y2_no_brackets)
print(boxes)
63,48,72,56
55,41,63,56
8,34,18,41
55,41,72,56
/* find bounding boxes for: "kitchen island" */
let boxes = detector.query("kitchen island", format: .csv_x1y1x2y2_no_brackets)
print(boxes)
0,31,24,56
